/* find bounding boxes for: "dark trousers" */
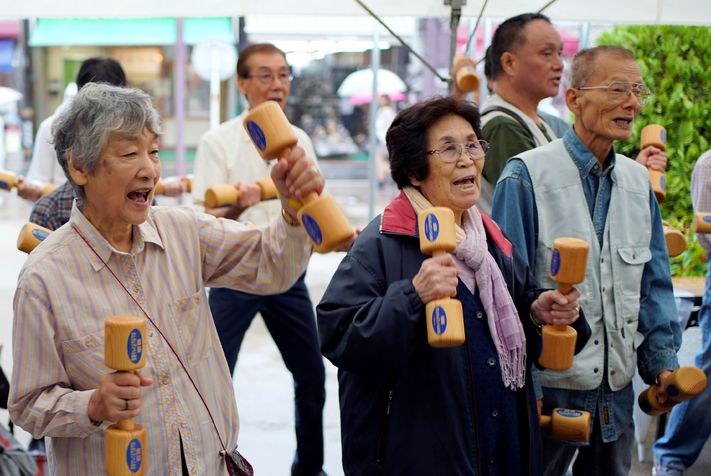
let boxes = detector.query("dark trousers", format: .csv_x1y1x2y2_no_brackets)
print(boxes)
209,275,326,474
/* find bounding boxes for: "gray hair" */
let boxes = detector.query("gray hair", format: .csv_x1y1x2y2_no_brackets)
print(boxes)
570,46,636,88
52,83,161,204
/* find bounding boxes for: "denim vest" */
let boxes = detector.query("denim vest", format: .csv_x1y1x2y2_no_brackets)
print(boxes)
519,140,652,391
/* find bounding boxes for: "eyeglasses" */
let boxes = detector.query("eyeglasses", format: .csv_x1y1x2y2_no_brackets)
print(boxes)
245,72,294,85
426,140,489,163
576,81,653,106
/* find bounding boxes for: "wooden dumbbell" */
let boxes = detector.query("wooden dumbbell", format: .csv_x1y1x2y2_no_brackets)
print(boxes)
662,221,686,257
0,170,57,197
17,223,52,254
0,170,19,191
104,315,147,476
243,101,353,252
539,237,589,370
540,408,591,441
453,54,480,93
694,213,711,234
638,366,708,416
418,207,465,348
204,179,277,209
641,124,667,203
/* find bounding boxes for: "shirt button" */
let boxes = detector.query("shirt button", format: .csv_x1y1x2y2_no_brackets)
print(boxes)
594,340,599,345
594,368,599,373
611,369,616,375
492,409,499,417
489,457,494,464
160,375,171,386
487,358,496,367
476,312,483,319
602,287,606,293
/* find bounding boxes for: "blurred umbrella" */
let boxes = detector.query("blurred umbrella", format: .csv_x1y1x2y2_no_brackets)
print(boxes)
349,90,406,106
0,86,22,105
337,68,406,98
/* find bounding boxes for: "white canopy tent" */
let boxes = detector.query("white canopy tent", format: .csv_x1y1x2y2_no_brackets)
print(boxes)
1,0,711,25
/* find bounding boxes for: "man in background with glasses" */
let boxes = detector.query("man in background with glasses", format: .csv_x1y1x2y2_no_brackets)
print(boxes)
492,45,681,475
191,43,327,476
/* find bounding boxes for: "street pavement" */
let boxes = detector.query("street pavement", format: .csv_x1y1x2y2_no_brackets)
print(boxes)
0,168,710,475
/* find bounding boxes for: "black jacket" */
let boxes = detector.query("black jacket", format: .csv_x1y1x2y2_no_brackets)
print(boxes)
317,192,590,476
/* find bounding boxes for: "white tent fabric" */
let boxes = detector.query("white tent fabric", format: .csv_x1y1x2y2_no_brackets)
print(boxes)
2,0,711,25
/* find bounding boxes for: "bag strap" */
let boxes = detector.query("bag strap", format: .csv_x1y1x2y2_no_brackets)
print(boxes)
72,226,251,475
481,106,536,142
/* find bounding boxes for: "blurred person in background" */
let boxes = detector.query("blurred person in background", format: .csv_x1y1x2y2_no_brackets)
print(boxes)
191,42,327,476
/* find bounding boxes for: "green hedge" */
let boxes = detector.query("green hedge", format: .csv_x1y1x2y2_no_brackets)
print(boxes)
596,25,711,276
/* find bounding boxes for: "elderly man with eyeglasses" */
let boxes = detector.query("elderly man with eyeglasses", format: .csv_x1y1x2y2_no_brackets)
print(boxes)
491,45,682,476
191,43,328,476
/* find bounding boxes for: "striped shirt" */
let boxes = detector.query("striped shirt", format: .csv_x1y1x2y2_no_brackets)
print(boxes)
692,150,711,251
29,181,75,231
10,203,312,475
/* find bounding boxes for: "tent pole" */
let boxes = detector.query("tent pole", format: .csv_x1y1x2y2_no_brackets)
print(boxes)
367,22,380,221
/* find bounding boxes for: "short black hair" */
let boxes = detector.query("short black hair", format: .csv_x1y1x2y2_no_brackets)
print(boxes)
237,43,288,79
387,96,481,188
76,57,127,89
489,13,552,81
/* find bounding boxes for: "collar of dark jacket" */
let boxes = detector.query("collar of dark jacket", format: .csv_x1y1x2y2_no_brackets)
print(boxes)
380,190,512,258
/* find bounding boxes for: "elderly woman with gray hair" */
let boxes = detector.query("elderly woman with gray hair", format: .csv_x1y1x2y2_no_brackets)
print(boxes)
9,83,323,475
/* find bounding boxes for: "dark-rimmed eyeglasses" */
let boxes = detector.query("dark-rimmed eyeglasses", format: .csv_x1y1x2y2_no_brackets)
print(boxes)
576,81,653,106
426,140,489,163
245,72,294,85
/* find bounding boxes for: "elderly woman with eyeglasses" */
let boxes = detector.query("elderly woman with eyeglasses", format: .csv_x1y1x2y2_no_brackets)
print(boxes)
9,83,322,475
317,96,589,476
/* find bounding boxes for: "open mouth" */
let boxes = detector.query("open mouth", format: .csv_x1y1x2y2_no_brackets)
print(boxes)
614,117,633,128
127,188,151,204
453,175,477,187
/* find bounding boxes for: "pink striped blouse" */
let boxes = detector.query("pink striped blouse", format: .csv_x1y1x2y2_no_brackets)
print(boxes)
10,203,312,475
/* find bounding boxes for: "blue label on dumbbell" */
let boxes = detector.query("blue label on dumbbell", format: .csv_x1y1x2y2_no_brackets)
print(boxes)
127,328,143,364
660,129,667,145
126,438,143,472
246,121,267,151
555,408,583,418
423,213,440,242
704,216,711,224
667,384,679,397
32,228,49,241
0,180,10,191
550,249,561,277
660,175,667,192
301,214,323,245
431,305,447,335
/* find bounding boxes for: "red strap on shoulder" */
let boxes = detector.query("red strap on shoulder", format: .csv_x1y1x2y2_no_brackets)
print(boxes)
480,212,512,258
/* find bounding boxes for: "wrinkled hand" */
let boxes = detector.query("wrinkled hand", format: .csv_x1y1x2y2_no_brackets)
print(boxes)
88,370,153,423
413,254,458,303
654,369,675,405
161,180,185,197
636,146,668,172
235,183,262,208
271,146,324,202
532,287,581,326
15,177,43,202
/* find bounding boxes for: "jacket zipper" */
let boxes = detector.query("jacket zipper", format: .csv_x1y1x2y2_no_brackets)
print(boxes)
375,389,394,463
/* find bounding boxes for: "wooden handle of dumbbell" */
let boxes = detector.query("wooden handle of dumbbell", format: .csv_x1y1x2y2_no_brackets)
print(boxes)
453,55,480,93
105,316,146,429
17,222,52,254
0,170,18,191
695,213,711,233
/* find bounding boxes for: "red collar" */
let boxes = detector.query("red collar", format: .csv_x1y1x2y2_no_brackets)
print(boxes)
380,190,512,257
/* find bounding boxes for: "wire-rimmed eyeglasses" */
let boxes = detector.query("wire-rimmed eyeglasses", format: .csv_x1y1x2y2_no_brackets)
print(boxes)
245,72,294,85
576,81,653,106
426,140,489,163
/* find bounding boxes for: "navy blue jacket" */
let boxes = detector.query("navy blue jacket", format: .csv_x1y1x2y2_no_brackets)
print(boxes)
317,192,590,476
